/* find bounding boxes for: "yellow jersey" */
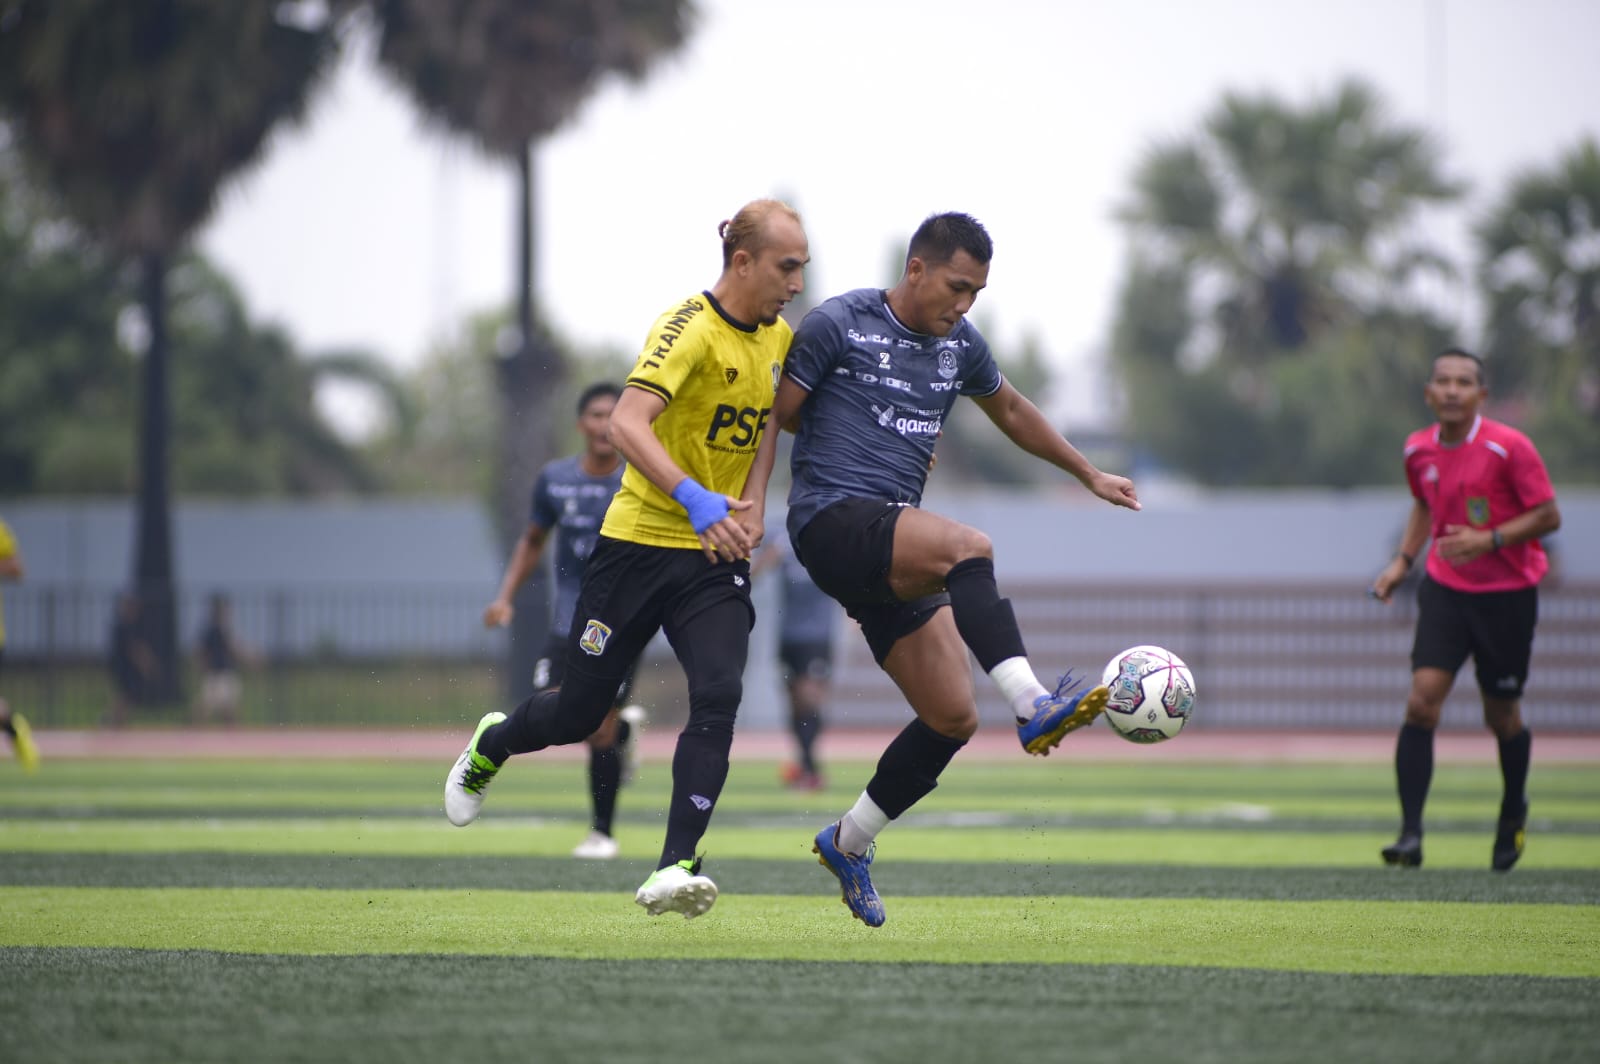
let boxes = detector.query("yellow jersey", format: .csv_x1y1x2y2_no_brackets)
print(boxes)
0,518,14,646
601,291,791,550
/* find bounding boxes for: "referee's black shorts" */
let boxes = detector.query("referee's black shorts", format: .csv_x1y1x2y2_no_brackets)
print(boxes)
795,497,947,667
1411,575,1539,699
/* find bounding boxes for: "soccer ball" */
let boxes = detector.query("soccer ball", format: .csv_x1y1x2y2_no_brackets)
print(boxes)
1100,644,1196,744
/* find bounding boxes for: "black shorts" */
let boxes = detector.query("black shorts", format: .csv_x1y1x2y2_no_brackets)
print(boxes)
1412,576,1539,699
778,640,833,684
536,633,638,707
795,497,947,667
561,535,754,689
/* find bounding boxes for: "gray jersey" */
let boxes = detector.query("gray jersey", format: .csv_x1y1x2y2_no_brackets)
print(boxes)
530,455,624,636
784,287,1003,540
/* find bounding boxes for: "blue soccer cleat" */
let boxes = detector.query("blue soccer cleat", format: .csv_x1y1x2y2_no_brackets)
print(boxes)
813,822,885,927
1018,669,1109,756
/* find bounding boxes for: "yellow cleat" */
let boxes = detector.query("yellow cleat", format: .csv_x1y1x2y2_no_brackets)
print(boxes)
11,712,39,773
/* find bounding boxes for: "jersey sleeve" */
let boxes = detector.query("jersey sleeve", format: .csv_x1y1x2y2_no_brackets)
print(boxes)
529,465,558,530
624,295,712,404
1508,432,1556,509
784,304,847,392
958,331,1003,398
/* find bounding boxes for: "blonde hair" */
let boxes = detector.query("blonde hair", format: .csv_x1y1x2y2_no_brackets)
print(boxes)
718,198,802,268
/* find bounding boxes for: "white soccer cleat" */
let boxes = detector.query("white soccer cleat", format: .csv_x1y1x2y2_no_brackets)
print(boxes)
634,859,717,919
571,830,620,860
443,711,506,826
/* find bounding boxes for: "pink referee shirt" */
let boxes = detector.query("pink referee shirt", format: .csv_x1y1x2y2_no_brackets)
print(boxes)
1403,414,1555,592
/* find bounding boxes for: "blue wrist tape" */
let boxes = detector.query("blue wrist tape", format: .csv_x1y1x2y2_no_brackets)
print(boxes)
671,478,729,534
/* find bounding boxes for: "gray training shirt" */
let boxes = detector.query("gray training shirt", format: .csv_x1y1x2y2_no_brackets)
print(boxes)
784,287,1003,542
530,454,625,637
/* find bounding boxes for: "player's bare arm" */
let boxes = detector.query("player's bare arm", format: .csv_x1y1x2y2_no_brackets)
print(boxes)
1371,499,1432,603
610,385,754,563
973,380,1140,511
483,523,550,628
739,375,811,548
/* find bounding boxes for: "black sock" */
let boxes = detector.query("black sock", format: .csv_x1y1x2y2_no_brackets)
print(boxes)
1497,729,1531,820
589,743,622,836
945,557,1027,672
793,711,821,774
476,689,559,764
658,731,731,868
1395,722,1434,835
864,718,968,820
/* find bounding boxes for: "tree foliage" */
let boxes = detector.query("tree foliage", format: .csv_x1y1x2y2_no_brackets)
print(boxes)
1477,137,1600,481
1110,79,1463,485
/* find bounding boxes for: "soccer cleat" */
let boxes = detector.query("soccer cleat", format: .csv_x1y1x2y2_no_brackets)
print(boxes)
634,857,717,919
1380,832,1424,868
11,713,39,773
1018,670,1109,756
572,830,620,860
813,822,885,927
1492,804,1528,872
443,711,506,826
618,704,647,785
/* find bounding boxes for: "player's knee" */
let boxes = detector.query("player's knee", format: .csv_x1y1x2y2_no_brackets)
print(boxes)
684,676,742,738
1402,694,1441,729
952,526,993,563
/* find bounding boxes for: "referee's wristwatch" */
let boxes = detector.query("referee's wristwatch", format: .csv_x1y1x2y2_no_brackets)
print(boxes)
1490,528,1505,551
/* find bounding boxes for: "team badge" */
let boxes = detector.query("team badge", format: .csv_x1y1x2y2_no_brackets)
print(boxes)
937,350,958,379
1467,497,1490,526
725,367,739,384
578,619,612,656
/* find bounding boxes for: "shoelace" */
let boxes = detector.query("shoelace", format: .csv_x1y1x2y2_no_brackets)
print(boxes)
1049,668,1085,701
460,758,497,794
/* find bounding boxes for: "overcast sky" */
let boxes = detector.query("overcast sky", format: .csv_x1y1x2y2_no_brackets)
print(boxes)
199,0,1600,429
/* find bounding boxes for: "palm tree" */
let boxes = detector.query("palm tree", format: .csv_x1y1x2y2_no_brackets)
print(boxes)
1477,137,1600,479
1120,79,1461,363
1111,79,1464,485
0,0,352,701
371,0,694,690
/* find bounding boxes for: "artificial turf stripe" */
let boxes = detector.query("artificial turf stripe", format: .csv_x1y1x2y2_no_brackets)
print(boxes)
5,852,1600,905
4,886,1596,977
4,817,1599,868
5,949,1597,1064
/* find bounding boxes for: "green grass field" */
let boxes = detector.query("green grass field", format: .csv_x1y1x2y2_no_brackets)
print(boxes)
3,751,1598,1063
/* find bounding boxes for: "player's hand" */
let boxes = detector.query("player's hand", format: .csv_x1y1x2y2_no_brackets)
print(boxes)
734,503,766,557
1090,471,1141,511
697,497,756,564
1437,524,1492,564
483,600,513,628
1368,559,1408,604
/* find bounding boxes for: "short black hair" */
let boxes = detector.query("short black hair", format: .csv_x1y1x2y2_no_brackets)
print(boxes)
906,212,993,268
1435,347,1486,386
576,381,621,416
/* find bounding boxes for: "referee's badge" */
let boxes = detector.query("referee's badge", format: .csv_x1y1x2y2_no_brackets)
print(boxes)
578,619,612,656
771,362,781,392
1467,497,1490,526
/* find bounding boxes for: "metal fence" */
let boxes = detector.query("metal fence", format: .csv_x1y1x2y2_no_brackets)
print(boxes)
4,580,1597,731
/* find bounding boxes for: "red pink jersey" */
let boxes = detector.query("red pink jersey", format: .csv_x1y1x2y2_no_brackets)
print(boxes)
1403,414,1555,592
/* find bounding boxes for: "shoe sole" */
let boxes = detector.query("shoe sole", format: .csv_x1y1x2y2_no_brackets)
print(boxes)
637,877,718,919
1025,686,1110,756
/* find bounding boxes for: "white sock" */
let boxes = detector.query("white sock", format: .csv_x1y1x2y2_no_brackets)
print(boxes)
835,792,889,855
990,656,1049,722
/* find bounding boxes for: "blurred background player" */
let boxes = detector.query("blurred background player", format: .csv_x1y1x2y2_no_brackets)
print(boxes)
482,381,647,860
753,536,840,789
0,515,39,771
1370,348,1561,872
105,593,155,729
193,592,254,727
